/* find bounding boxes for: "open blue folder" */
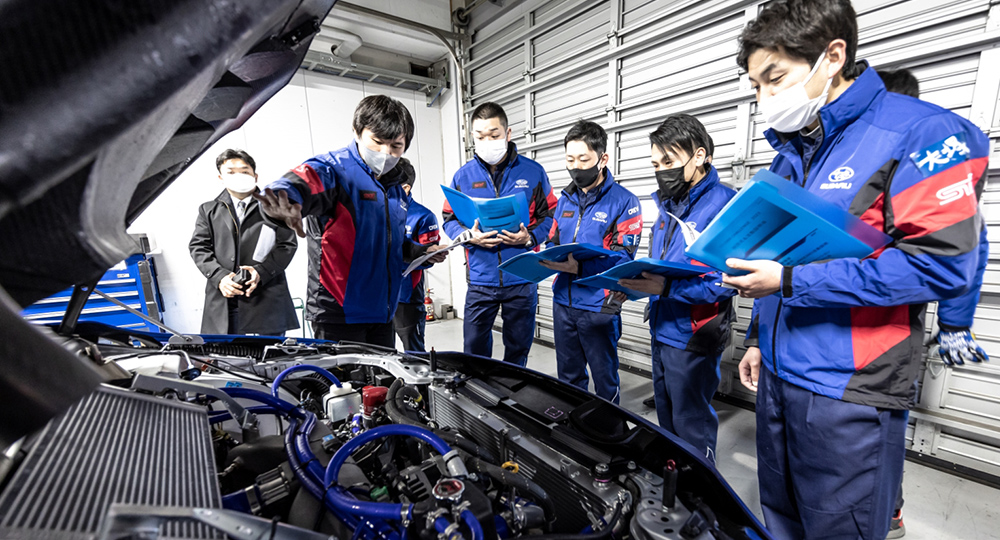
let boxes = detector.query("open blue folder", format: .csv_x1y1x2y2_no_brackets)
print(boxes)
574,258,708,300
442,185,530,233
685,169,893,275
498,243,617,283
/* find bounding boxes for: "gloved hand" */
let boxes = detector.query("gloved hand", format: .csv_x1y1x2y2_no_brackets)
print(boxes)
936,327,989,366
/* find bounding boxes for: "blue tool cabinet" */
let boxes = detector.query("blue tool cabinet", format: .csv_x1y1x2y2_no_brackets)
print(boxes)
22,253,164,332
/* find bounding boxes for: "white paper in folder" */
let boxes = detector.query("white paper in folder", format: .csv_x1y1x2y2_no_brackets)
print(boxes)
252,226,277,263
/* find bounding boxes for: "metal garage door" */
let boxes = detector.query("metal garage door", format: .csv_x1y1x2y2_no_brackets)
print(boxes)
461,0,1000,478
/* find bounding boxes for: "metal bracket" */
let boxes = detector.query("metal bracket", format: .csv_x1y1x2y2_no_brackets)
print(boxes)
912,419,940,455
97,504,334,540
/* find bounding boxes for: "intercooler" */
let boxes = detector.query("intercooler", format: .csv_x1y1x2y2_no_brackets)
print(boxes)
0,385,221,540
429,384,623,533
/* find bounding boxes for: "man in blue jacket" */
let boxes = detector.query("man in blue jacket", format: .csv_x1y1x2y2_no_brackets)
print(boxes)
442,102,557,366
877,68,990,368
617,114,736,461
726,2,989,538
539,121,642,403
877,66,989,539
255,95,447,346
395,159,440,352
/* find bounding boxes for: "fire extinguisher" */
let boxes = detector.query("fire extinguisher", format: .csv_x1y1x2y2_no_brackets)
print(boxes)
425,288,436,322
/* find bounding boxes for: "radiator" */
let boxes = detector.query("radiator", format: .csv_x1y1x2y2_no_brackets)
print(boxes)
429,384,622,533
0,385,221,540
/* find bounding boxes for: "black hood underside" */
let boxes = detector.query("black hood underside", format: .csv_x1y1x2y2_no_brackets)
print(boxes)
0,0,336,447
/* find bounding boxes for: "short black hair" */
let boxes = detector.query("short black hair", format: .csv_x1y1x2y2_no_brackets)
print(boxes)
471,102,508,130
216,149,256,173
398,158,416,188
706,133,715,158
737,0,860,80
352,95,415,150
564,120,607,156
649,113,712,164
877,69,920,98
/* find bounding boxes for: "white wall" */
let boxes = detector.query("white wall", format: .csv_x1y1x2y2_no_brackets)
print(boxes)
439,56,469,318
129,70,458,335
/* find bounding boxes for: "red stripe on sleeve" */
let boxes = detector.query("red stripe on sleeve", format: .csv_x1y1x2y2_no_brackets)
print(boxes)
417,231,440,245
891,157,986,238
617,215,642,236
292,163,326,195
545,189,558,211
443,199,453,214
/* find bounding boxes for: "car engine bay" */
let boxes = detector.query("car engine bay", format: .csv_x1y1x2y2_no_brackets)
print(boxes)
0,329,766,540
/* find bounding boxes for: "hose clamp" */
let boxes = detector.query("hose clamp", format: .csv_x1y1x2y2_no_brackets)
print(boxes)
401,504,413,527
442,449,469,477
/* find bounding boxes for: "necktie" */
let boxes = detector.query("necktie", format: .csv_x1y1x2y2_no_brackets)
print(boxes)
236,200,247,223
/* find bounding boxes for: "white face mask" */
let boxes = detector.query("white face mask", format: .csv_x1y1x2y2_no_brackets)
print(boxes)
475,138,509,165
759,52,833,133
222,172,257,194
357,139,400,177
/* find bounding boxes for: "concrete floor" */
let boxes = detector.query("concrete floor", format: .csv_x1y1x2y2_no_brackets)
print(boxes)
417,318,1000,540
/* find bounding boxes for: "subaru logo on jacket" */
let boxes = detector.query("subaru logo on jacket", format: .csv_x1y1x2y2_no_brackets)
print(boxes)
648,166,737,354
442,143,557,287
547,170,642,313
748,64,989,410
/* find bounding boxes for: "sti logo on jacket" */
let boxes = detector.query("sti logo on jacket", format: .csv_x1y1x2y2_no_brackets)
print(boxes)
753,66,990,411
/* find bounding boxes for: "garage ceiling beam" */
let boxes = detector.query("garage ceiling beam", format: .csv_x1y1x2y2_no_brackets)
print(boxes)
333,1,468,43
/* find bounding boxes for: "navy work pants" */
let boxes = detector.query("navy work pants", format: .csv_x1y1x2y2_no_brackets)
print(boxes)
463,283,537,367
651,340,721,461
756,366,907,540
553,302,621,403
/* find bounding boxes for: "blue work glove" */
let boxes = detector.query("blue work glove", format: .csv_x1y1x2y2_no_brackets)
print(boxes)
936,326,989,366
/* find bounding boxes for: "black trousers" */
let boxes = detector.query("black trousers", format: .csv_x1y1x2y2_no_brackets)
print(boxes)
312,321,394,348
393,302,426,352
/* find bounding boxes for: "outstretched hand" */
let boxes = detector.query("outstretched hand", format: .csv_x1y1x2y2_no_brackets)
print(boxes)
253,188,305,238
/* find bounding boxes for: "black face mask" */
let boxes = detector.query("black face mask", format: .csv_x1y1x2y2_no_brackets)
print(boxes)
568,164,602,189
655,156,694,201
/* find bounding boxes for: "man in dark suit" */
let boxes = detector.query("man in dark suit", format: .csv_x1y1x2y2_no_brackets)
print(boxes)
189,149,299,336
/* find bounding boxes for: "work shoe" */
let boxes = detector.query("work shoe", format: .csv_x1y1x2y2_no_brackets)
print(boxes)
886,510,905,539
642,395,656,408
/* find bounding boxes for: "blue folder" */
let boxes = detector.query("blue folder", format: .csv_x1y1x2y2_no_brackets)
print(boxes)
498,243,617,283
574,258,708,300
684,169,893,275
442,185,530,233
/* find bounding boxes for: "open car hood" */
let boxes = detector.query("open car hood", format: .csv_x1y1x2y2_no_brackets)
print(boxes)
0,0,336,446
